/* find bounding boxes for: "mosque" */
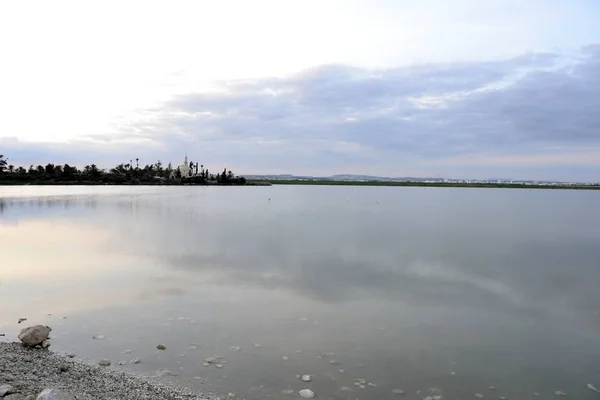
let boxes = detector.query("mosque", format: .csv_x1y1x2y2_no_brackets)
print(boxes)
170,155,198,178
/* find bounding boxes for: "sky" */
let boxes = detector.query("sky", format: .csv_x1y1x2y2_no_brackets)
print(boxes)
1,0,600,181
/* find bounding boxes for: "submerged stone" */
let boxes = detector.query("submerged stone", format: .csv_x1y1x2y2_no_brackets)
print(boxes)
298,389,315,399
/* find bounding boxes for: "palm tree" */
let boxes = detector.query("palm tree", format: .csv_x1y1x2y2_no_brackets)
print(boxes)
136,158,139,169
8,165,14,174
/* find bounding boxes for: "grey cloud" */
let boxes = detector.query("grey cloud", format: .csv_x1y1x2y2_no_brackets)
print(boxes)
5,45,600,180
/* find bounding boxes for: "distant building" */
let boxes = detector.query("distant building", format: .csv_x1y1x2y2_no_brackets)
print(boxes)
170,155,197,178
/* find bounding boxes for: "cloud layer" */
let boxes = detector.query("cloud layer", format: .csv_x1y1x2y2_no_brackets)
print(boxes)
4,45,600,181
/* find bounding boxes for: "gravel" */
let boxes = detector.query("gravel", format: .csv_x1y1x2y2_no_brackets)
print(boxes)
0,342,219,400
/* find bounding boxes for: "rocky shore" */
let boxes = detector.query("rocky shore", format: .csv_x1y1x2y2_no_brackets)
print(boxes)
0,342,217,400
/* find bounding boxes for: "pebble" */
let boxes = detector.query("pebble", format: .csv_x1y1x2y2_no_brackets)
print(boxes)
130,358,140,364
475,394,484,398
489,387,496,391
282,356,289,360
98,359,111,366
230,346,241,352
254,343,261,348
92,335,105,340
300,375,312,382
329,360,339,365
18,318,27,324
121,349,132,354
156,344,167,350
340,387,352,391
554,391,567,396
0,384,14,396
0,342,208,399
392,388,405,395
36,388,76,399
281,390,295,395
216,364,224,368
588,384,600,393
298,389,315,399
204,357,216,364
368,382,377,387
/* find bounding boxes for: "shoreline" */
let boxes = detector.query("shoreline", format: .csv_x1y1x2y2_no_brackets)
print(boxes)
0,342,217,400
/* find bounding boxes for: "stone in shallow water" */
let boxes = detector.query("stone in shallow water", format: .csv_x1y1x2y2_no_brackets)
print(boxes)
392,389,405,395
18,318,27,324
18,325,51,346
281,390,295,395
130,358,140,364
300,375,312,382
554,391,567,397
121,349,132,354
282,356,289,360
93,335,105,340
156,344,167,350
329,360,339,365
340,387,352,392
98,359,111,366
475,394,484,399
588,384,599,393
489,387,496,391
36,389,76,400
298,389,315,399
156,368,178,377
216,364,224,368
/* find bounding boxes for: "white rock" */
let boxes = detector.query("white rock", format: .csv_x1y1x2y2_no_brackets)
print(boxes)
0,384,13,396
392,389,405,395
298,389,315,399
230,346,241,352
204,357,216,363
121,349,132,354
329,360,339,365
281,390,295,395
282,356,289,360
41,340,51,348
554,391,567,396
475,394,484,399
340,387,352,392
254,343,261,348
300,375,312,382
130,358,140,364
18,325,52,346
98,359,111,366
588,384,600,393
216,364,224,368
36,388,76,400
93,335,105,340
368,382,377,387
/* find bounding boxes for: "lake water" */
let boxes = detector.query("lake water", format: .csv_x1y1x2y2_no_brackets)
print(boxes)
1,185,600,399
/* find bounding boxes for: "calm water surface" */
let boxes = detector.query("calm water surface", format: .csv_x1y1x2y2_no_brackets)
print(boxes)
1,185,600,399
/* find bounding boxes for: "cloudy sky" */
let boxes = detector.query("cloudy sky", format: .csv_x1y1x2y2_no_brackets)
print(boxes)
1,0,600,181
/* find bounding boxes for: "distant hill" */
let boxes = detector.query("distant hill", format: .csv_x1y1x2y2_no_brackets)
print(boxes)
244,174,572,184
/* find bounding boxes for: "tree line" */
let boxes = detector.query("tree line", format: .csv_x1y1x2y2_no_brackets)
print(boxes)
0,154,246,185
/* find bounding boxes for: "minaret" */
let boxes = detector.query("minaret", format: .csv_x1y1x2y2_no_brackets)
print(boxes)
184,154,188,165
